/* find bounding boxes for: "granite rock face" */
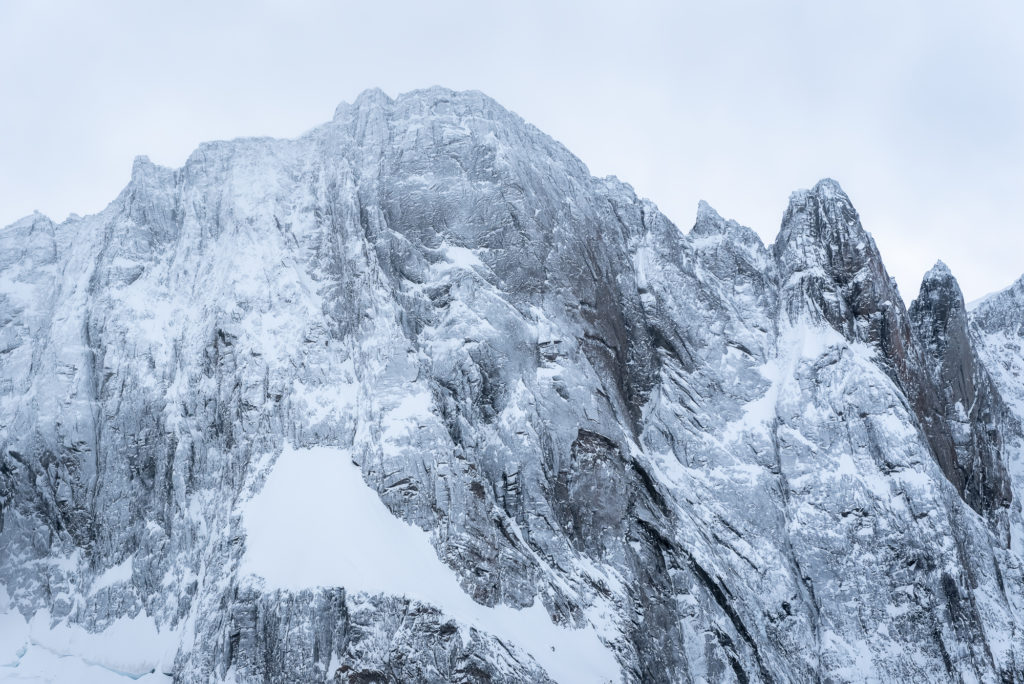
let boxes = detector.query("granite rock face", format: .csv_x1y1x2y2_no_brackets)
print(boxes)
1,87,1023,683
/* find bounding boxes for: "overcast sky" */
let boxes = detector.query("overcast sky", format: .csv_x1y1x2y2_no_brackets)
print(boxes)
2,0,1021,302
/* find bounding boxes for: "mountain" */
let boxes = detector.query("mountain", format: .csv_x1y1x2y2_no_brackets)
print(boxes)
1,87,1022,683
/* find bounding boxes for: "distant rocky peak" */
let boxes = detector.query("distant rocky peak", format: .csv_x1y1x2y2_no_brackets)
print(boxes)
332,86,515,131
781,177,857,230
692,200,762,245
689,200,771,277
804,176,847,202
911,261,968,349
332,86,390,121
130,154,157,178
771,178,903,341
918,260,966,308
910,261,969,361
5,210,54,234
923,258,954,282
693,199,725,228
773,178,876,278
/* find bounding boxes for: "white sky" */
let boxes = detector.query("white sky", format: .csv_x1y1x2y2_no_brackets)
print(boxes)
1,0,1021,302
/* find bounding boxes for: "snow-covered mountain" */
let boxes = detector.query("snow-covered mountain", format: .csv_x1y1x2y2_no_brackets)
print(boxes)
1,87,1022,683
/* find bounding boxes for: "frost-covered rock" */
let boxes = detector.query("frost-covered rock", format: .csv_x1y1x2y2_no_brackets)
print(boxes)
1,87,1023,682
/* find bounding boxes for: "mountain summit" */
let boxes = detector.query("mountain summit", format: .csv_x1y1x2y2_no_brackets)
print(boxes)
1,88,1022,683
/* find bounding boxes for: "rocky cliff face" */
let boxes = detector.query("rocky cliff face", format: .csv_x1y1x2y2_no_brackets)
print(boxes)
910,263,1015,537
1,87,1022,683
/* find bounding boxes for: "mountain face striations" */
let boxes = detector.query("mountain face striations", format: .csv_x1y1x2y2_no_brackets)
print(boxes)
1,87,1022,683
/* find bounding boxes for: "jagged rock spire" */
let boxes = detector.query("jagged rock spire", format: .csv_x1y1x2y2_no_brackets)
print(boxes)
910,262,1014,534
773,182,1012,533
773,179,916,384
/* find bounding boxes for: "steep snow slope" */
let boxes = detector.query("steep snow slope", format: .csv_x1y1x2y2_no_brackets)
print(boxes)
1,87,1022,682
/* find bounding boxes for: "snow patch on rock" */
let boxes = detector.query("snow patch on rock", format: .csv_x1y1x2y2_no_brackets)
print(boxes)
239,444,621,684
